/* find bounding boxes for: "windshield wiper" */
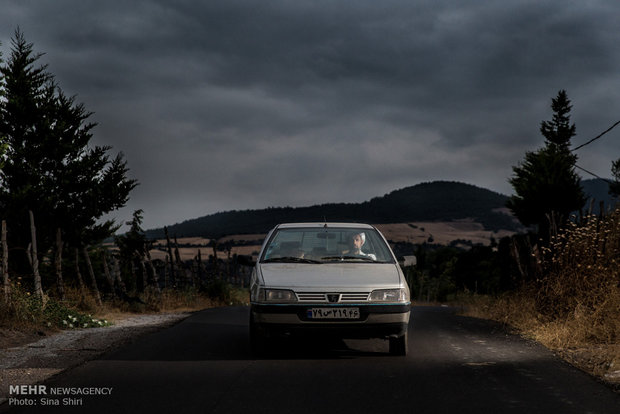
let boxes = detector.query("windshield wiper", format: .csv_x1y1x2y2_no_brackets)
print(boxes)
321,255,376,262
262,257,322,264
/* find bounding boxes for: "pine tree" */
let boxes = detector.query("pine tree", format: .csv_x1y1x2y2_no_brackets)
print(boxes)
539,90,576,148
610,158,620,198
0,29,137,272
0,43,6,168
115,210,150,292
507,90,585,240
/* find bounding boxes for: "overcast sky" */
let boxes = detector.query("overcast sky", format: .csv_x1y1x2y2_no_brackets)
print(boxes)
2,0,620,231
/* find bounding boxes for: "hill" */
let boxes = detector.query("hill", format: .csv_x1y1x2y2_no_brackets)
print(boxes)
582,178,619,214
144,181,521,239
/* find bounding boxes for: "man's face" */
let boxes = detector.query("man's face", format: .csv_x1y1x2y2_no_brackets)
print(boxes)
352,234,363,250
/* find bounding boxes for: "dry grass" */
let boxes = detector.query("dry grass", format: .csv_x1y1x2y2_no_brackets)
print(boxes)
461,291,620,387
376,221,515,246
460,209,620,387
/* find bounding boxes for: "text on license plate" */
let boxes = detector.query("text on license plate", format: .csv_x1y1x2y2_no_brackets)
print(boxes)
307,308,360,319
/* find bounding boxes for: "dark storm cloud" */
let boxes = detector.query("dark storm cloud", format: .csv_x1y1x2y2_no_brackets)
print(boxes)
1,0,620,230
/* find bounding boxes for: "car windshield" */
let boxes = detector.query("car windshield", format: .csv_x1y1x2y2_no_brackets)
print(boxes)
261,227,394,263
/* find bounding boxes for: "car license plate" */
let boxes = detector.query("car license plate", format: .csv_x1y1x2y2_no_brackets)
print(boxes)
307,308,360,319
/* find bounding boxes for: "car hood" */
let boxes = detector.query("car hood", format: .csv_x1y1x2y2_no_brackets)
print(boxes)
258,262,402,290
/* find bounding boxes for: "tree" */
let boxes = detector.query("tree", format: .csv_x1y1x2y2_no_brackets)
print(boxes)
0,29,138,273
507,90,585,240
539,90,576,148
610,158,620,198
0,44,6,169
115,210,151,292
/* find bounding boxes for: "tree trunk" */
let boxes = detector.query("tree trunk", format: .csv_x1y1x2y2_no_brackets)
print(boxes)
196,249,205,285
510,239,527,282
101,251,116,296
2,220,9,304
111,255,127,294
29,210,44,302
138,257,148,292
83,247,103,307
74,248,87,300
164,255,170,288
55,228,65,301
130,260,138,291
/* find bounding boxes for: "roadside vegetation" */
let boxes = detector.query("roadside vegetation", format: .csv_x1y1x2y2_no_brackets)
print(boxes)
0,281,249,334
459,208,620,384
395,90,620,386
456,90,620,386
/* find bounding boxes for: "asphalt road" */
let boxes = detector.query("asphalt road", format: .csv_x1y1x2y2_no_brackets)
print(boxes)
2,306,619,414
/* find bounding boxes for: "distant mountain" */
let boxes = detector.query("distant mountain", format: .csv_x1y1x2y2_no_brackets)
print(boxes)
581,178,619,214
144,181,522,239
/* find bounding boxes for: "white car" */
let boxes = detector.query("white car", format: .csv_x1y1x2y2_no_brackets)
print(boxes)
250,223,411,356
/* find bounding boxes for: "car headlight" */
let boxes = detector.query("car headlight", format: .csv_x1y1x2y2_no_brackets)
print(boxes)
369,288,408,302
259,288,298,302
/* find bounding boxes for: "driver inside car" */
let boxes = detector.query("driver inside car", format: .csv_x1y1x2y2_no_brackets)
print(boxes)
344,232,377,260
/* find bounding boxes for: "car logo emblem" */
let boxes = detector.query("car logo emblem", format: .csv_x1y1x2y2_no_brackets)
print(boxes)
326,294,340,303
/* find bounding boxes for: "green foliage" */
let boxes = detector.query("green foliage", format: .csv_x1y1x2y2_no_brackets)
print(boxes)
610,158,620,198
115,210,150,292
507,90,585,240
539,90,576,148
1,282,110,329
401,242,516,302
508,146,584,226
43,299,110,329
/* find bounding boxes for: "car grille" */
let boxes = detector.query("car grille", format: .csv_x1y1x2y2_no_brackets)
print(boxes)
296,292,370,303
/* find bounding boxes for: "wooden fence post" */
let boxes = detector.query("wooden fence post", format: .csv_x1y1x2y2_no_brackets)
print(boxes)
144,248,161,293
29,210,45,303
211,239,219,278
164,227,175,282
102,251,117,295
164,255,170,288
2,220,9,304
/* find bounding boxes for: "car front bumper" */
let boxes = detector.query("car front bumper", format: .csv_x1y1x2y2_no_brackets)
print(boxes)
251,303,410,339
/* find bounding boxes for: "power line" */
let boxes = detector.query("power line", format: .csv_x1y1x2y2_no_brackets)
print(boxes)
570,119,620,181
574,164,613,184
572,119,620,151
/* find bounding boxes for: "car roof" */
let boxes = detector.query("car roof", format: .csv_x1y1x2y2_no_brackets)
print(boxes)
275,222,375,229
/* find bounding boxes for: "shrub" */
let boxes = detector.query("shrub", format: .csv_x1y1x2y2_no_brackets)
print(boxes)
534,210,620,344
0,283,110,330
